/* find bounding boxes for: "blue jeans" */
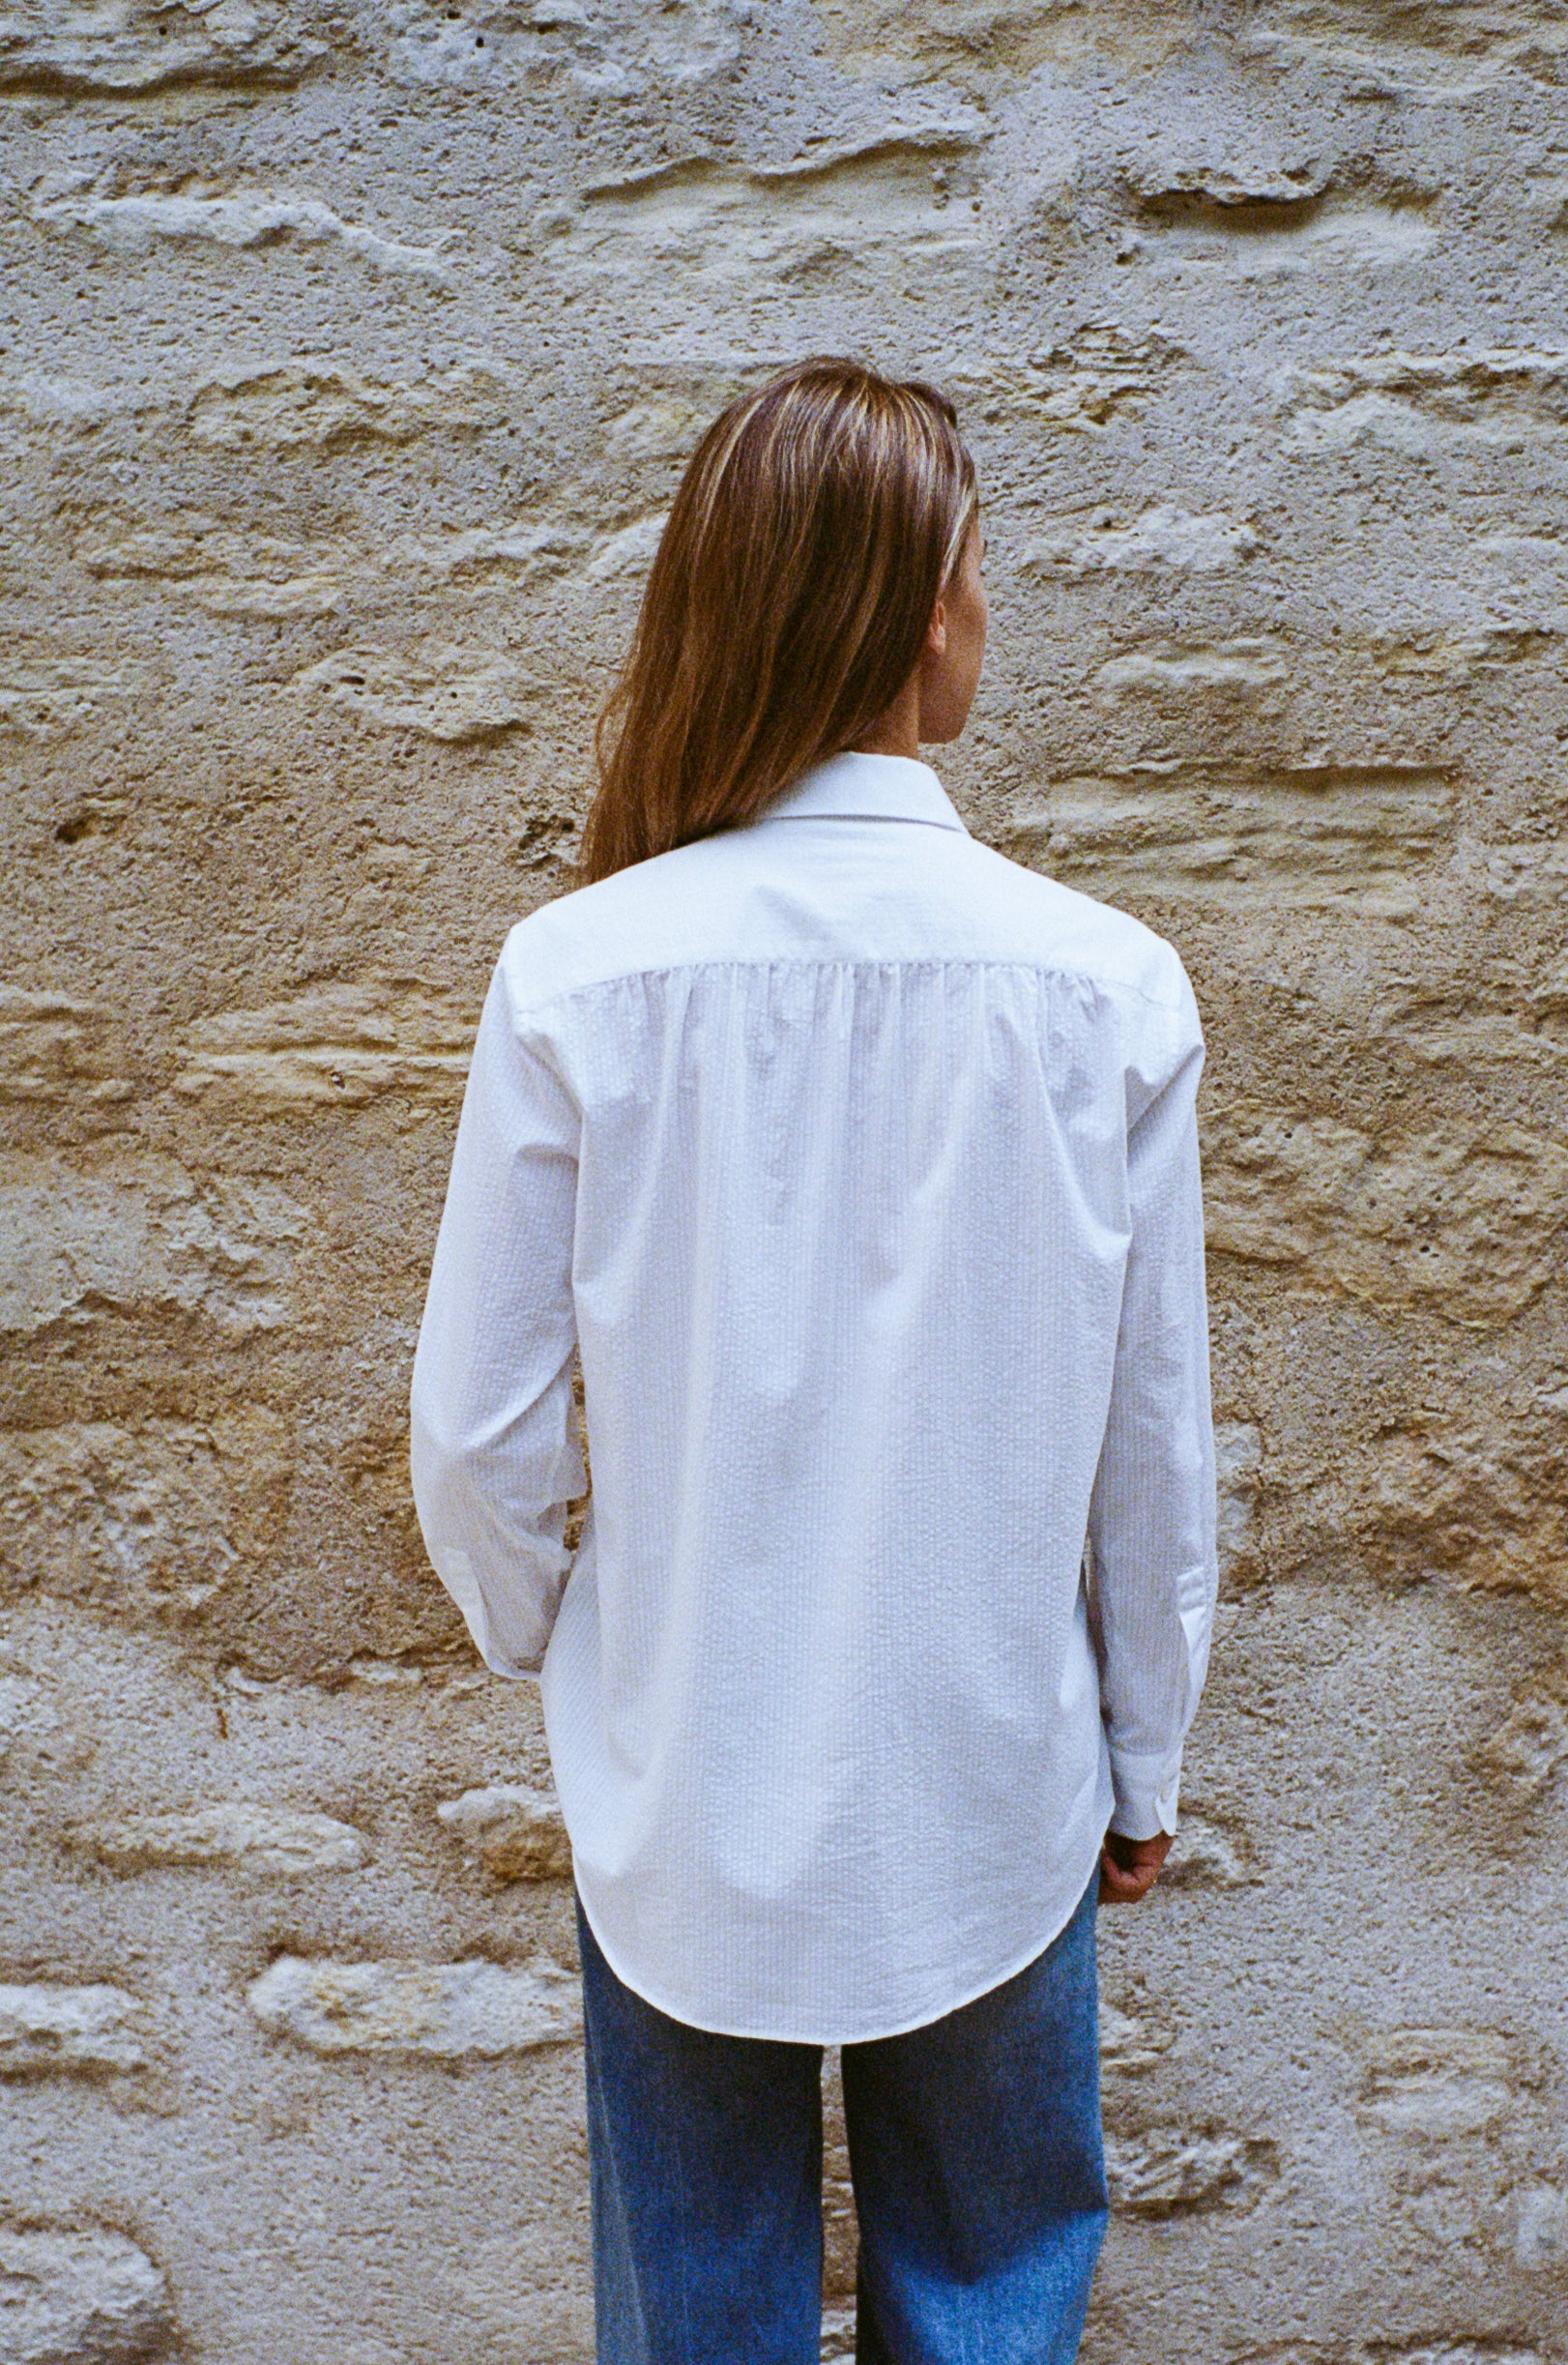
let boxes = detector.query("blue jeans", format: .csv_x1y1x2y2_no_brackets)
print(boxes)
576,1874,1108,2364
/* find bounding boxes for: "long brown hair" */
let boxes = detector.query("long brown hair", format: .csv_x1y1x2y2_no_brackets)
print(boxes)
577,357,977,885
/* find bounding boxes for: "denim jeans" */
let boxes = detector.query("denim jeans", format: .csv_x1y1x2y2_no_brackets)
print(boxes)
576,1872,1108,2364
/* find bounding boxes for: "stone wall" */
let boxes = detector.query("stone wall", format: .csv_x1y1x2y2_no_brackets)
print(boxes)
3,3,1567,2358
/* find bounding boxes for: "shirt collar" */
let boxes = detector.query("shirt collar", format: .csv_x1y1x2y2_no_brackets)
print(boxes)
754,750,969,835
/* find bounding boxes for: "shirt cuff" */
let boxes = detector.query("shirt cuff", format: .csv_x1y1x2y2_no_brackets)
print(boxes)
1107,1747,1182,1840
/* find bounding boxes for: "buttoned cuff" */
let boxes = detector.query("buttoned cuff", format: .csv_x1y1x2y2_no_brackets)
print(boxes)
1107,1748,1182,1840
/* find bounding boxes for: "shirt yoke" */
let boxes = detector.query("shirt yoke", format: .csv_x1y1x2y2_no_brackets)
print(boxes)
499,822,1188,1024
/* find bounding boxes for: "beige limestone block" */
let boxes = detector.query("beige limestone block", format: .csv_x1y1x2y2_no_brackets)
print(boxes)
1215,1422,1263,1578
1127,191,1437,277
1095,639,1288,695
336,1418,430,1590
0,1669,52,1762
584,512,668,581
1368,626,1558,679
75,516,348,618
1514,2184,1568,2271
1203,1106,1568,1327
387,516,587,589
374,375,754,596
1104,2128,1272,2215
0,0,326,93
437,1781,572,1882
1010,762,1455,910
0,2226,172,2363
1455,834,1568,910
821,2301,856,2364
344,1655,426,1689
83,1802,366,1876
76,520,258,582
1101,2004,1174,2075
1284,348,1568,455
1362,1397,1568,1600
0,1152,305,1335
289,644,533,743
1090,2348,1535,2365
0,1409,292,1623
1123,158,1333,212
1249,0,1568,77
382,0,742,88
175,981,475,1111
390,507,687,603
1476,1682,1568,1800
1358,2029,1515,2138
0,1663,92,1777
0,1981,147,2076
387,506,674,596
0,366,117,428
808,0,1198,78
1359,2350,1546,2365
1022,506,1263,574
1369,966,1568,1070
47,797,127,847
952,329,1188,437
186,361,507,452
595,379,756,468
32,176,454,278
247,1953,582,2057
554,135,991,308
1162,1809,1258,1890
0,989,131,1106
0,652,150,738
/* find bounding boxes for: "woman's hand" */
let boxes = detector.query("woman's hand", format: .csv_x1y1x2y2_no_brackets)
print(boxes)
1098,1827,1173,1905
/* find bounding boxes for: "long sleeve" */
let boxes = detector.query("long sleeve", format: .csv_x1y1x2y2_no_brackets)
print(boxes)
409,955,585,1679
1088,976,1218,1841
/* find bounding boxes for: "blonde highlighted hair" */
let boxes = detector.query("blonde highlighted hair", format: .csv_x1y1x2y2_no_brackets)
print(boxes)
577,357,978,885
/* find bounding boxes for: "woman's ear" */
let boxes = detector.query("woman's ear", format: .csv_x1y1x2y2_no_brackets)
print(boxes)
925,595,949,658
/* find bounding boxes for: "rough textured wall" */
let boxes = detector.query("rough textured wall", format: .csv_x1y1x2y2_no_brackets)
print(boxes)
3,2,1567,2359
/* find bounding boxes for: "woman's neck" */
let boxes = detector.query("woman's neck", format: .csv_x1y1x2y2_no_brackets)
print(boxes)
848,674,921,762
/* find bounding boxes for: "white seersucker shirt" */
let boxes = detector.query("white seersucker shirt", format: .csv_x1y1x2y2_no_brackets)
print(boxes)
410,750,1218,2044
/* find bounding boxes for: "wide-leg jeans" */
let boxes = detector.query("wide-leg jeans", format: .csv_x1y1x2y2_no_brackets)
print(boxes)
576,1872,1108,2365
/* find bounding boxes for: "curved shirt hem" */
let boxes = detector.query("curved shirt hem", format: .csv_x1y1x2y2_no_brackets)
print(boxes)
569,1815,1110,2048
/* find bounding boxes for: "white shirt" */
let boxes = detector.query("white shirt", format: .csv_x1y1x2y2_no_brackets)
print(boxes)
410,750,1217,2043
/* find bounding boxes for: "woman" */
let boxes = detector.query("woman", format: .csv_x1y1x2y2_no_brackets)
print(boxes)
411,357,1218,2365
